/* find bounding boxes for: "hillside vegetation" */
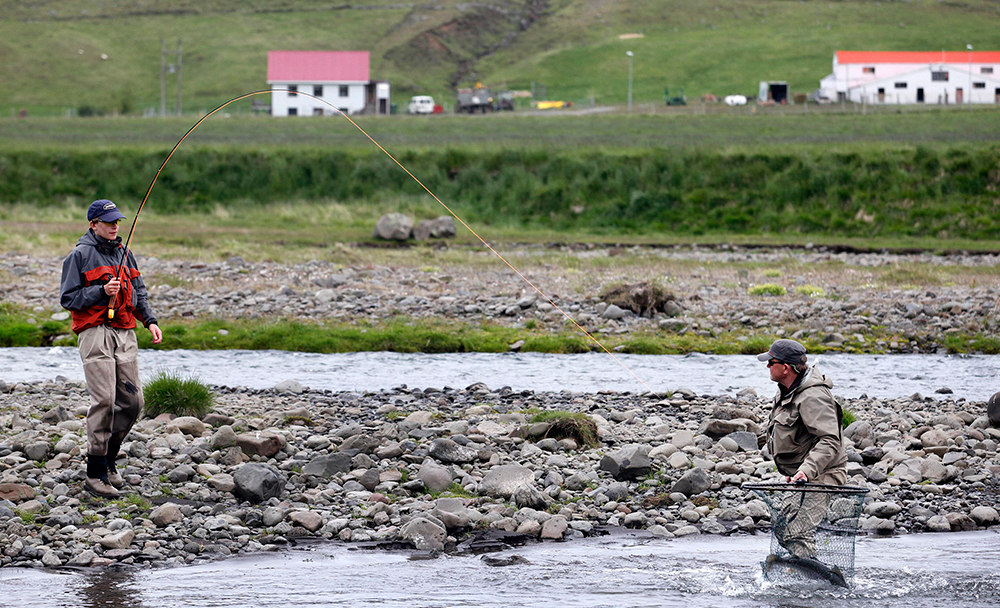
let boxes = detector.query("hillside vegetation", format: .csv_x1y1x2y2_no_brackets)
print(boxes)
2,0,999,115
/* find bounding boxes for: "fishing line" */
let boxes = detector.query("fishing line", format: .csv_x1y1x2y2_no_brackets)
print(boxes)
115,89,652,391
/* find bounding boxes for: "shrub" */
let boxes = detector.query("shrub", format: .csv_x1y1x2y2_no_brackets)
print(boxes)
748,283,787,296
142,370,215,418
796,284,827,297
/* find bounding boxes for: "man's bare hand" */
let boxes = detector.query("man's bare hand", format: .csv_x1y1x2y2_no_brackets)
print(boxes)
104,277,121,296
149,324,163,345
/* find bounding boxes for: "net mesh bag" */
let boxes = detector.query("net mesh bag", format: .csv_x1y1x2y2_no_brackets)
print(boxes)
744,482,869,587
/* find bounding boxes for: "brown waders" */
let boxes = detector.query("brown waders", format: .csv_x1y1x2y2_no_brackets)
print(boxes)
79,324,143,482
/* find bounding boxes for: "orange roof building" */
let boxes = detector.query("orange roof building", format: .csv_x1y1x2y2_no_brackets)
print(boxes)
819,50,1000,105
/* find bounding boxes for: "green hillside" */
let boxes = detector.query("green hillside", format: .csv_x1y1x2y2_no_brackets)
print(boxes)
1,0,998,116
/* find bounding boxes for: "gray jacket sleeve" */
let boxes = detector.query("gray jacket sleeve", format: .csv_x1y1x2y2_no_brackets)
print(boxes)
60,249,109,311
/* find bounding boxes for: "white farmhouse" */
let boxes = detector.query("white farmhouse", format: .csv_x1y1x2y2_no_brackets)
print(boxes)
820,51,1000,105
267,50,391,116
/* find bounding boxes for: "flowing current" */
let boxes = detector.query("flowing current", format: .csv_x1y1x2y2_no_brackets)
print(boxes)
1,531,998,607
2,348,999,401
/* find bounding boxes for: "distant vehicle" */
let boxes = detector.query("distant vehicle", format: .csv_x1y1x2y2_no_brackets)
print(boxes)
407,95,436,114
724,94,748,106
534,100,572,110
494,91,515,111
664,88,687,106
456,86,494,113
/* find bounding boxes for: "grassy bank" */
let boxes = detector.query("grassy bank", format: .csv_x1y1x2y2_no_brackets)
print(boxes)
3,304,996,356
4,144,1000,241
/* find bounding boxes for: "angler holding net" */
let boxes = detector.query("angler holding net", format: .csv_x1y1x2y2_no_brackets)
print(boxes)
746,339,867,586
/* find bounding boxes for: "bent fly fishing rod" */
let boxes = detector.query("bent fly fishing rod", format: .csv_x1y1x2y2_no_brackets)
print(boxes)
107,89,652,391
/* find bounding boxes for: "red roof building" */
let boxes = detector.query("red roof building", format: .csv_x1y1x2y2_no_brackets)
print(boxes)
820,50,1000,105
266,51,390,116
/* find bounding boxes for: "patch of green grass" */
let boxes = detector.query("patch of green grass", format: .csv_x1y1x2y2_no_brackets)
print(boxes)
430,482,477,499
795,285,827,298
841,408,857,429
17,511,35,525
749,283,787,296
143,370,215,418
0,302,72,347
763,269,783,278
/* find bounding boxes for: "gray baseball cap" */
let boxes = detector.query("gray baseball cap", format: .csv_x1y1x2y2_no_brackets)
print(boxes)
757,339,807,365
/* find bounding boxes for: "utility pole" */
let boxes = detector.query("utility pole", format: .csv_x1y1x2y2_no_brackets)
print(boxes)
626,51,634,113
160,38,183,116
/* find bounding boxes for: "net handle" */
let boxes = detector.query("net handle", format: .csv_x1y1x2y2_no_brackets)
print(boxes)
742,482,869,495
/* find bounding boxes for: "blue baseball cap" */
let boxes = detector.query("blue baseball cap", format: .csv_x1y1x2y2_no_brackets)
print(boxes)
87,199,127,223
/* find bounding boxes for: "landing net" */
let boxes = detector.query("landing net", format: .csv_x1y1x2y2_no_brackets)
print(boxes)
744,482,869,587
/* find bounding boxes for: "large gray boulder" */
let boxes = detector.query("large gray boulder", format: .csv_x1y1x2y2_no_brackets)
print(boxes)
512,482,549,510
373,213,413,241
479,464,534,498
233,464,285,504
400,517,447,551
988,392,1000,427
670,468,712,497
413,216,457,241
302,452,353,477
417,460,453,492
428,438,478,464
599,444,652,480
432,497,472,530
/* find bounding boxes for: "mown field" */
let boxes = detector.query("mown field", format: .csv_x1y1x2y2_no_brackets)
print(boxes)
3,108,1000,249
2,0,998,115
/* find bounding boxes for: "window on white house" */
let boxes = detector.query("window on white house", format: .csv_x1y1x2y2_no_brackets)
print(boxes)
894,82,907,89
313,108,324,116
863,67,875,74
339,85,349,97
288,108,298,116
931,71,949,81
288,85,298,97
974,82,986,89
313,85,323,97
982,67,993,74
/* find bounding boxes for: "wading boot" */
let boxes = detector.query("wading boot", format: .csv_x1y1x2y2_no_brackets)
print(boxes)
106,437,125,489
85,454,119,498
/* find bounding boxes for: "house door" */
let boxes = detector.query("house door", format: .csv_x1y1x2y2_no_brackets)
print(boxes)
995,88,999,103
878,88,885,102
379,99,387,114
917,88,924,103
956,88,963,104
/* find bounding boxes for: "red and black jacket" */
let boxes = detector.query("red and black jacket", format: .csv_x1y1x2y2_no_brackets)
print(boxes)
60,230,158,335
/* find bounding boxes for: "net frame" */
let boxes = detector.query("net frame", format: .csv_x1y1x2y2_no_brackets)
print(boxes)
743,482,869,587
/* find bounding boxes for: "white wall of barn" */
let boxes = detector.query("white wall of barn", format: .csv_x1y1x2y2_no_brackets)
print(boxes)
821,62,1000,104
269,83,367,116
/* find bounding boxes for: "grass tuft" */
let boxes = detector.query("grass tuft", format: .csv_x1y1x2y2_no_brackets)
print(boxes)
530,410,600,448
143,370,215,419
748,283,787,296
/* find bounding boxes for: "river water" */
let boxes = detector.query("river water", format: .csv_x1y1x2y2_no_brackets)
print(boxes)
2,348,999,401
1,530,997,607
3,348,999,606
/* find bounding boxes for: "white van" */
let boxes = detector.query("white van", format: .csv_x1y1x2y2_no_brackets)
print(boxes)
407,96,436,114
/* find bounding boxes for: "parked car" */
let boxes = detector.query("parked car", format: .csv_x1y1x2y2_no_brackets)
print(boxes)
407,96,436,114
724,94,748,106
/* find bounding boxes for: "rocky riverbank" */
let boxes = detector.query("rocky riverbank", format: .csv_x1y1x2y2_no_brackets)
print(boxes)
1,377,998,569
3,245,1000,353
